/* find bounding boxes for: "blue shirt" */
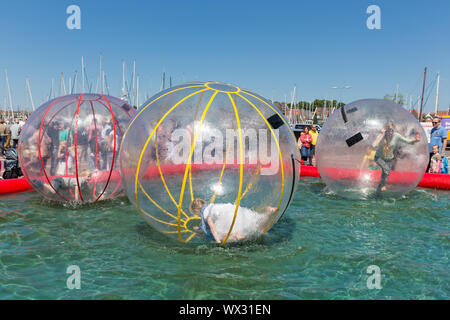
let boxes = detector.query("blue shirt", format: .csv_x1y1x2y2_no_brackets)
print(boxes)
429,126,447,153
200,206,214,240
441,157,448,174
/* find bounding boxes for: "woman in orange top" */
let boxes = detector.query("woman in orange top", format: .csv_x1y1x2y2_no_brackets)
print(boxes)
299,126,312,163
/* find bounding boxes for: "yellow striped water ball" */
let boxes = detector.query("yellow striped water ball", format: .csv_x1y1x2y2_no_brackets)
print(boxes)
119,82,300,244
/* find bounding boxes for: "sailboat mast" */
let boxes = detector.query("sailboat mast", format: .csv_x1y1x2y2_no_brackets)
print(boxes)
122,60,127,99
5,70,14,120
131,60,136,105
102,71,106,95
98,54,103,94
26,77,35,111
81,56,85,92
419,67,427,121
72,71,78,94
60,72,66,95
434,72,440,114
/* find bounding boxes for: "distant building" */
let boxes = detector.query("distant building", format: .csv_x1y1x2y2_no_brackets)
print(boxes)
408,109,419,119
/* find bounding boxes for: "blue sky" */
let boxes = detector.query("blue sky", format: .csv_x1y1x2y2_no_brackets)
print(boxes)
0,0,449,112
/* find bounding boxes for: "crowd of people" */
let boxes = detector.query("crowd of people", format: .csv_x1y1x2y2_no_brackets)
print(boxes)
0,114,119,183
427,117,448,174
0,117,26,179
0,114,448,183
22,116,118,179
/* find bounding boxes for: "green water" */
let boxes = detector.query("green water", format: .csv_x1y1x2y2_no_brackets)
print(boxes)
0,177,448,299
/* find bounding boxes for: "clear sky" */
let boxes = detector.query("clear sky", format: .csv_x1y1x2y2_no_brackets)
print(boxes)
0,0,449,112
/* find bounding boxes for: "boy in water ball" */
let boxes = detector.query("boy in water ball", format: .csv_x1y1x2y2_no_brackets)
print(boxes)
360,145,379,171
190,198,277,243
34,169,93,202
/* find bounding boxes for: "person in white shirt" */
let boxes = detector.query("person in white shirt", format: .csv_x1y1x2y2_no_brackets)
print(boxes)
190,198,277,243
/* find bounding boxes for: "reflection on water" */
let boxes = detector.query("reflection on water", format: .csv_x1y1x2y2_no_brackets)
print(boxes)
0,178,449,299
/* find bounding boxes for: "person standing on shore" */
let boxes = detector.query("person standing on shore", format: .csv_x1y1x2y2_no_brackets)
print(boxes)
299,126,312,164
309,124,319,166
0,120,11,156
426,117,447,172
10,119,22,149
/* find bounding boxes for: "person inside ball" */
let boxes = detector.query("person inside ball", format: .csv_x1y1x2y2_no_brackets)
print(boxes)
360,145,379,171
189,198,277,243
33,169,93,202
372,121,421,193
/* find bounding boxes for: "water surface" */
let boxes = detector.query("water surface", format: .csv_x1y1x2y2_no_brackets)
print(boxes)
0,177,448,299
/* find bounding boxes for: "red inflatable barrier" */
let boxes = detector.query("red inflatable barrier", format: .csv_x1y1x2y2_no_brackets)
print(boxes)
0,170,122,195
300,165,450,190
417,172,450,190
0,178,33,194
2,164,448,195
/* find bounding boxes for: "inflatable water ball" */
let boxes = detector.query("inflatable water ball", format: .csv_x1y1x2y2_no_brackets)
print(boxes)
316,99,428,199
119,82,300,244
19,94,134,203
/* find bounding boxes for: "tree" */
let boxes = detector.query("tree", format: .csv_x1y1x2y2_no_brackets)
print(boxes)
384,93,405,105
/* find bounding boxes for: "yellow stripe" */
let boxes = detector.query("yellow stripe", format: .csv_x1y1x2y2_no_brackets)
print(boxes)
237,93,285,235
188,165,194,202
240,164,261,200
188,91,206,203
163,230,190,234
177,91,218,243
185,232,197,243
209,139,232,204
154,133,189,219
221,93,244,245
137,185,180,227
134,88,209,230
240,90,296,141
119,84,205,160
138,180,181,222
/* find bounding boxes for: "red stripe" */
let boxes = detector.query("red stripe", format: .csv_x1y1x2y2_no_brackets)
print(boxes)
74,93,84,202
37,96,69,202
94,94,117,201
89,101,99,197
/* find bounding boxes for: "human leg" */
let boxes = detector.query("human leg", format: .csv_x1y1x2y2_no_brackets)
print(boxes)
375,156,393,192
425,152,433,172
0,136,5,155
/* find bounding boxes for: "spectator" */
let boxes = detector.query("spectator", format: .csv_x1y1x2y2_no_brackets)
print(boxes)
429,145,441,174
299,126,312,164
47,121,61,176
441,155,449,174
10,119,22,149
2,147,23,179
0,119,11,156
100,119,115,170
309,124,319,166
426,117,447,172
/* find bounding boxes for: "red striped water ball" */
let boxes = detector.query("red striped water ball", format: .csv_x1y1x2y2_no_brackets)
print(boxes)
19,94,134,203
